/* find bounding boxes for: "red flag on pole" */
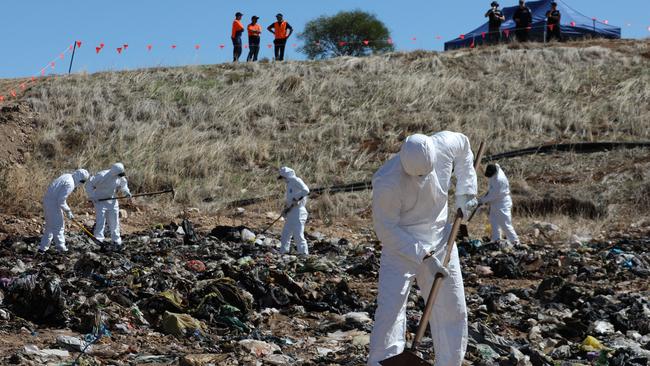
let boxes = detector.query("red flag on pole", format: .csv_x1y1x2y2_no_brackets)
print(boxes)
147,44,152,51
96,47,101,54
460,34,465,39
76,41,82,48
570,21,576,27
117,47,123,54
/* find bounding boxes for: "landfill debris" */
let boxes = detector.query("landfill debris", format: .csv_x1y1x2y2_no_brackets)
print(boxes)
0,222,646,364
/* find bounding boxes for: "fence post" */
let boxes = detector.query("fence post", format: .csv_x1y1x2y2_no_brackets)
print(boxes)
68,41,77,74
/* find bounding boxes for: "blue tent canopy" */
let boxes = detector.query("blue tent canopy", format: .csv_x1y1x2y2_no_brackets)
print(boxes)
444,0,621,51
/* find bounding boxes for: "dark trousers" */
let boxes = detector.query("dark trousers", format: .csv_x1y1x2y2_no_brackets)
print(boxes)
515,27,530,42
487,28,501,44
274,38,287,61
232,37,242,62
546,25,562,42
247,36,260,62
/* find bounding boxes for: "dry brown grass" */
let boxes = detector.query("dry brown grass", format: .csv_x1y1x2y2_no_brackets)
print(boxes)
1,39,649,222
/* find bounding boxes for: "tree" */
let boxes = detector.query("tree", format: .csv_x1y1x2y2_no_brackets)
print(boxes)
298,10,394,60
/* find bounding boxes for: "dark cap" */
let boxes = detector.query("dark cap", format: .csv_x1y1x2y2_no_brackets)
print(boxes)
276,13,283,17
235,12,243,17
519,0,525,3
491,1,499,6
550,1,557,5
252,15,259,20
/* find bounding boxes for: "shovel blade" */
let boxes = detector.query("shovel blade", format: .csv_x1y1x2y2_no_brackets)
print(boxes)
379,350,431,366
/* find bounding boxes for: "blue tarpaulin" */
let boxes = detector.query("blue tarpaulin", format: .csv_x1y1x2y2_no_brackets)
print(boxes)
445,0,621,51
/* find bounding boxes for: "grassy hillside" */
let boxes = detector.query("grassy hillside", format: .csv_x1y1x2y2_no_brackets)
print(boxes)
2,39,649,218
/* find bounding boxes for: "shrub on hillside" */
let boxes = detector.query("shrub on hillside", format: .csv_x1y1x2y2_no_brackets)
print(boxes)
298,10,394,59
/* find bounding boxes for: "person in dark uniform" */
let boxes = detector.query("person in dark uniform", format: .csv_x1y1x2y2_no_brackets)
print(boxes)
485,1,506,44
545,2,562,42
513,0,533,42
247,16,262,62
231,12,244,62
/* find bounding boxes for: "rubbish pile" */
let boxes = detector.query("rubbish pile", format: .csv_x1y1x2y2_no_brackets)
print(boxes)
0,220,648,365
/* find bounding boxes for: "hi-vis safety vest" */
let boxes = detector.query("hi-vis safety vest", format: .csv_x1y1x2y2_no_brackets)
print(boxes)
273,21,288,39
232,20,244,38
248,24,262,37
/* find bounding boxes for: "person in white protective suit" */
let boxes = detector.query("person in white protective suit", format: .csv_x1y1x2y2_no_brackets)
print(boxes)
478,163,519,244
278,167,310,255
368,132,478,366
39,169,90,253
86,163,132,248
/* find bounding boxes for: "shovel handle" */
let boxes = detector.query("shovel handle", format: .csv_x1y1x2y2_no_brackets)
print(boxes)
412,208,464,349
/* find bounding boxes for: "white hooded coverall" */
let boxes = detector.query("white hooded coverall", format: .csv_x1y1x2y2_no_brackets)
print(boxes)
279,167,310,255
86,163,131,245
481,164,519,244
40,169,89,252
368,132,477,366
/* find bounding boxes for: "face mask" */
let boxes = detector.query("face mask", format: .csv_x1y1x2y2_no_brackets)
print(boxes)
79,180,86,184
118,173,126,177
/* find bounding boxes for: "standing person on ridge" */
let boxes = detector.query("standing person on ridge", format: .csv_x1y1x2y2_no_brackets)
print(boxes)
513,0,533,42
39,169,90,253
478,163,520,245
367,132,478,366
247,16,262,62
485,1,505,44
545,2,562,42
86,163,132,250
232,12,245,62
267,13,293,61
278,167,310,255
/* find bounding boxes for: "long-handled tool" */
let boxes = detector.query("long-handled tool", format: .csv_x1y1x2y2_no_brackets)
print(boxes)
69,217,104,246
458,141,486,239
97,188,175,202
259,198,303,235
380,208,465,366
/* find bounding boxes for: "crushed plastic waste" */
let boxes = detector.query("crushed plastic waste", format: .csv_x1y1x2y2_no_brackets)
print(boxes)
0,222,647,364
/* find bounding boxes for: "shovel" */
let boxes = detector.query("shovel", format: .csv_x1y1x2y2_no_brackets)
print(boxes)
380,207,465,366
458,141,486,240
97,188,175,202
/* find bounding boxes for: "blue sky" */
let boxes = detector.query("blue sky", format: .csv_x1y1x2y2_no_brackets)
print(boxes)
0,0,648,78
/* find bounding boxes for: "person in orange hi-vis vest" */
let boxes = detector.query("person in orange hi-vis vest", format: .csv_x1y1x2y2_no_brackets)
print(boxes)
247,16,262,62
267,13,293,61
231,12,244,62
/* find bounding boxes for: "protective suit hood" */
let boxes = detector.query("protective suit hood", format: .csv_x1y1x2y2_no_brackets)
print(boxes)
110,163,125,176
399,134,436,177
279,166,296,179
72,169,90,186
